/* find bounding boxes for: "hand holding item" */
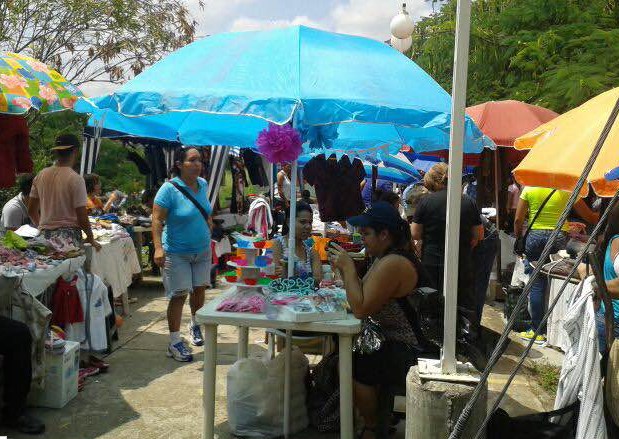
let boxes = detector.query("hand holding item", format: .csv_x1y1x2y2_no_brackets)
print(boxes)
327,241,354,272
154,247,166,267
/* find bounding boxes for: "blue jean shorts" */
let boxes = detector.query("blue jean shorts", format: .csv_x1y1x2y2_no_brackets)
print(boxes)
163,249,211,299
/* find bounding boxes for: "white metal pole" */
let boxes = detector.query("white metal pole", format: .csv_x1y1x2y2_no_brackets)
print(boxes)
441,0,472,375
287,161,298,278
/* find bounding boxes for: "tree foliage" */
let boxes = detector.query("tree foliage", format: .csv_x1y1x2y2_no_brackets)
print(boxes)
411,0,619,112
0,0,201,85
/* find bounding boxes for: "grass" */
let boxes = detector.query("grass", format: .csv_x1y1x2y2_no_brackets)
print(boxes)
530,362,560,395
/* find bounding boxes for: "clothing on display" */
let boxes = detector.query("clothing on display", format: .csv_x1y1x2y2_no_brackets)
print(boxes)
554,277,606,439
0,115,33,189
230,156,248,214
303,155,366,222
64,269,113,352
242,149,269,187
247,196,273,239
51,275,84,326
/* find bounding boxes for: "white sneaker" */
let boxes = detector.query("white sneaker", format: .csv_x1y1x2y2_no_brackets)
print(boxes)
167,341,193,362
187,323,204,346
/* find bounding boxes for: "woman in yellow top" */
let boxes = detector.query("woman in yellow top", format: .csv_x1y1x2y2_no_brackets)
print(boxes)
84,174,105,215
514,186,598,343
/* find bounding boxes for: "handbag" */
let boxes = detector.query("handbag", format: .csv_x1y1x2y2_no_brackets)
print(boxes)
514,189,556,256
352,317,385,354
170,181,210,225
487,401,579,439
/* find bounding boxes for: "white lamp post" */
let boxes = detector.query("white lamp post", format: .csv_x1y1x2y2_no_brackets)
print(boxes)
390,3,415,39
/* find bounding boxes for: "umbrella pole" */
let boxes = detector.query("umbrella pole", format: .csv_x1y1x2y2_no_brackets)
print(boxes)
494,149,502,278
441,0,472,375
269,163,274,209
287,161,298,278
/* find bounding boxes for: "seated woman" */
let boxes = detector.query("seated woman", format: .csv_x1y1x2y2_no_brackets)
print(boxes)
328,201,423,439
271,201,322,284
84,174,104,216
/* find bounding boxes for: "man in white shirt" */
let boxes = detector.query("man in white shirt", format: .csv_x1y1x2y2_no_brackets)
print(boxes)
1,174,33,231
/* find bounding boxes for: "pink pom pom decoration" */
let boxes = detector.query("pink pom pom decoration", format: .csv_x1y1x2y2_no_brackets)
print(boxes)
256,123,303,164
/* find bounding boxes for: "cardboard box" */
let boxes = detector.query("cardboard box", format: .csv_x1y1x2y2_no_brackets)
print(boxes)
29,341,79,409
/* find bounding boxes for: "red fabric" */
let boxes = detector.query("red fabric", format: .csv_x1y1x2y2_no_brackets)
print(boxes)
51,276,84,326
0,115,32,188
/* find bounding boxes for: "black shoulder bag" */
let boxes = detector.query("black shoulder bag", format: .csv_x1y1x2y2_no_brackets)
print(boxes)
514,189,556,256
170,181,210,225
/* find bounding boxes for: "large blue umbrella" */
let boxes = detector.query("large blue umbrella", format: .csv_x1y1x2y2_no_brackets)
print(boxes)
77,25,492,156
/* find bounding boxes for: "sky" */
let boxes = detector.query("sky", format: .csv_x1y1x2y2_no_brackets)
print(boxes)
81,0,436,96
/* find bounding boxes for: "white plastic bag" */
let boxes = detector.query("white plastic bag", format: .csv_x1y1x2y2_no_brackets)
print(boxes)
227,347,309,438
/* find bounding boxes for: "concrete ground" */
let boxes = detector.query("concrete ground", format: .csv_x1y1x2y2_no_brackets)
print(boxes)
10,279,557,439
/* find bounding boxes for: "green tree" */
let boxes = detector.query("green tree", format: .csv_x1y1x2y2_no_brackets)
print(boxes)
411,0,619,112
0,0,201,85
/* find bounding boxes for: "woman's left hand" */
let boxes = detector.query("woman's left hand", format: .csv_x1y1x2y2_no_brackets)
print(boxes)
328,242,354,271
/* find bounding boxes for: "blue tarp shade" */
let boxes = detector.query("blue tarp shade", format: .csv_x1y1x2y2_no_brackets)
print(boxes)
77,26,494,157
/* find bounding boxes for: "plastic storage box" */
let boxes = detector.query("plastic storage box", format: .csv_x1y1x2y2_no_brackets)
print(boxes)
29,340,80,408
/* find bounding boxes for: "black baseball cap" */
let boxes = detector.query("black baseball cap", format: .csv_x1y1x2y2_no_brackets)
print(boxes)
348,201,403,228
51,134,80,151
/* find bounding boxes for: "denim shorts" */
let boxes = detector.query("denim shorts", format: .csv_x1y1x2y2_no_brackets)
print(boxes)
163,249,211,299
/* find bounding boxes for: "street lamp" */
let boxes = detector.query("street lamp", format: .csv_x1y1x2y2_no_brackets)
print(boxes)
390,3,414,53
390,3,415,39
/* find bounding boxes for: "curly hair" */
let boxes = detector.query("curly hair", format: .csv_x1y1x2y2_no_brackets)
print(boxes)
423,163,448,192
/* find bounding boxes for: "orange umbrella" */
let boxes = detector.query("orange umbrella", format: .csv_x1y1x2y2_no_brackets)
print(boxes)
514,87,619,197
466,100,558,147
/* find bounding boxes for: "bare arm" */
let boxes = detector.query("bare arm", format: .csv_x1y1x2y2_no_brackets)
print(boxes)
604,240,619,299
330,246,418,319
76,206,101,250
103,191,118,212
311,248,323,283
28,197,40,226
270,239,284,277
152,203,168,266
277,173,287,202
411,222,423,255
573,199,600,225
471,224,484,248
514,198,528,236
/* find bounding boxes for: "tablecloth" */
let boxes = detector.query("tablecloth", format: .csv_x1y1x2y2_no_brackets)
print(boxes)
90,237,141,298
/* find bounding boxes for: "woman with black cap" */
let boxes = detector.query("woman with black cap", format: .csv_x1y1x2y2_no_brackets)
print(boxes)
328,201,424,439
28,134,100,250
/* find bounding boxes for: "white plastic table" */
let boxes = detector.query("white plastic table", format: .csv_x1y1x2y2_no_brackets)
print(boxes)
195,289,362,439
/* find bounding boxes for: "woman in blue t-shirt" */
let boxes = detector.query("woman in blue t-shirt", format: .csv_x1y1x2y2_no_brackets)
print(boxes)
152,147,212,362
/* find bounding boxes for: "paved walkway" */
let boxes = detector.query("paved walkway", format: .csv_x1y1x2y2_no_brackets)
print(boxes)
11,280,556,439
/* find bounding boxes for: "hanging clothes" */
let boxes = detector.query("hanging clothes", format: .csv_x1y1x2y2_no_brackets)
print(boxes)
0,115,33,188
64,270,113,353
553,277,606,439
242,149,269,187
247,196,273,238
51,275,84,327
303,155,366,222
230,156,248,214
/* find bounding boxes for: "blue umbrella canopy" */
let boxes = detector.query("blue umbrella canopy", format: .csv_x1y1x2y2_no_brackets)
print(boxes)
77,26,493,156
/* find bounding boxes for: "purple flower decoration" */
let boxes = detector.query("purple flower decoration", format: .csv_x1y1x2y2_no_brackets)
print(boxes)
256,123,303,164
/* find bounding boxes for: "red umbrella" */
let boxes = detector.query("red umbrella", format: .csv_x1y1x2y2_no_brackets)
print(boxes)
466,100,558,147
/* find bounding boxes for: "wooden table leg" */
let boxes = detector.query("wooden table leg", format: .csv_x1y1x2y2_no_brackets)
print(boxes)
339,334,354,439
284,329,292,438
237,326,249,359
203,324,218,439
